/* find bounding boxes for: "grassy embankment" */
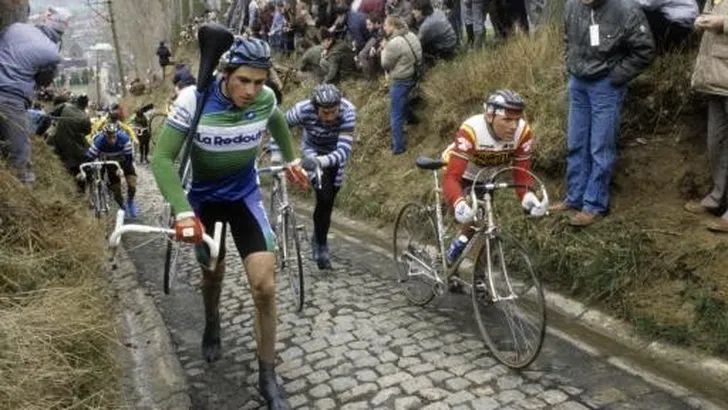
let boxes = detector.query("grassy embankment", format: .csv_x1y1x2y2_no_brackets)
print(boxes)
0,139,120,409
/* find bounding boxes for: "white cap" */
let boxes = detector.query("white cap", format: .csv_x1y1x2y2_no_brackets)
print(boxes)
40,6,72,34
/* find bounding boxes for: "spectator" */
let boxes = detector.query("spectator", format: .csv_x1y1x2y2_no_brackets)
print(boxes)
357,11,386,79
489,0,529,42
320,28,357,83
156,41,172,80
411,0,457,65
0,6,68,184
269,1,287,52
551,0,655,227
248,0,260,35
461,0,486,49
298,40,327,82
380,15,422,155
358,0,385,15
443,0,461,46
27,102,48,136
293,1,318,54
173,63,197,90
386,0,415,28
685,3,728,232
48,93,91,192
333,4,370,53
131,103,154,164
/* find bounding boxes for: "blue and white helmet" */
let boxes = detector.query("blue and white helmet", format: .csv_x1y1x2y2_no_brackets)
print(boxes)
221,36,272,70
310,84,342,108
484,89,525,114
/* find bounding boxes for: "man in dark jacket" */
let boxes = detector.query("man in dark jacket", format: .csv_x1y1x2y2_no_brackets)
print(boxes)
48,94,91,192
320,28,357,84
156,41,172,80
411,0,457,65
551,0,655,226
332,4,369,53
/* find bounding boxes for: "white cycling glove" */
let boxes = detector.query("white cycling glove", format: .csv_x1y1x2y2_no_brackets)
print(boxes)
454,198,474,224
521,192,547,217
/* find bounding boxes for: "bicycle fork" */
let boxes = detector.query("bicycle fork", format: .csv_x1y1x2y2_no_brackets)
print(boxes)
479,192,518,303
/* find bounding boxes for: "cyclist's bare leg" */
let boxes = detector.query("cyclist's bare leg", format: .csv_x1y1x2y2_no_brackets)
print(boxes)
201,261,225,362
243,251,289,408
243,251,277,362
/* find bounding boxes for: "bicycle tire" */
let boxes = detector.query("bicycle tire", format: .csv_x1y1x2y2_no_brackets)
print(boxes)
392,203,439,306
283,209,304,311
471,231,546,369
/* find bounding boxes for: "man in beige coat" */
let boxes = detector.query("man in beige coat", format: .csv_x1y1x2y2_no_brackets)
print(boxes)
380,15,422,154
686,1,728,232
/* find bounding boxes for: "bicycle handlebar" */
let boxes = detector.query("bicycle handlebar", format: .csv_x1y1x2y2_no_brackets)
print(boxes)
469,166,550,219
108,210,224,271
258,163,323,190
79,160,122,179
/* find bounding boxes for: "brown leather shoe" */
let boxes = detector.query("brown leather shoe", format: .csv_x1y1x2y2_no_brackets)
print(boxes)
707,218,728,233
684,200,716,215
568,211,602,227
549,202,577,214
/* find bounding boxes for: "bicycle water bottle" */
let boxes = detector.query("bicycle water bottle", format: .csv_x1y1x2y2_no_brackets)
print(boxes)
447,235,469,264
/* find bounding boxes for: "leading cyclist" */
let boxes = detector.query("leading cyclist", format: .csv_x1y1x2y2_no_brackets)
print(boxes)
152,37,307,410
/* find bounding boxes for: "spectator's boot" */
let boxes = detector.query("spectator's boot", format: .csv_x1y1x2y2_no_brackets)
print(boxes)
465,24,474,49
201,264,224,363
259,360,291,410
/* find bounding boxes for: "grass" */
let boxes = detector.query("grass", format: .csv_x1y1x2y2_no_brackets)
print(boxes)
0,139,120,409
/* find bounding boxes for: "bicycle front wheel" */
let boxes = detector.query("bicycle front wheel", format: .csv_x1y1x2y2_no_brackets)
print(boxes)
283,209,304,311
392,203,439,306
472,231,546,369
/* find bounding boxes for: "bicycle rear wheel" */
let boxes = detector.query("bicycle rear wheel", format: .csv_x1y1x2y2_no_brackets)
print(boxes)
472,231,546,369
392,203,439,306
283,209,304,311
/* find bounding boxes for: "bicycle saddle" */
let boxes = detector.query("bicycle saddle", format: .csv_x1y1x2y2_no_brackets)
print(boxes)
415,155,447,170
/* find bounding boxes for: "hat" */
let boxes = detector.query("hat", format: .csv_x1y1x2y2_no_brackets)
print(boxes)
40,7,72,34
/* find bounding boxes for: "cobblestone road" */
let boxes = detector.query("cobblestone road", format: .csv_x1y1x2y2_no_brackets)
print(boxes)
124,165,712,410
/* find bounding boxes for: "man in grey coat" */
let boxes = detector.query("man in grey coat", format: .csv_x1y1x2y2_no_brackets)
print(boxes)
685,1,728,232
412,0,457,65
551,0,654,226
0,6,68,184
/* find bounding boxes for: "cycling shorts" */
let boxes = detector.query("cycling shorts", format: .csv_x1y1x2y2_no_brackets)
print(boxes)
194,188,276,265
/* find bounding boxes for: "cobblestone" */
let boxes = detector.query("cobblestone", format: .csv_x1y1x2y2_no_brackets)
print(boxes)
127,166,708,410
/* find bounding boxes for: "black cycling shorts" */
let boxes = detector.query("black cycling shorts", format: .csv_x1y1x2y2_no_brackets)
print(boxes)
194,188,276,265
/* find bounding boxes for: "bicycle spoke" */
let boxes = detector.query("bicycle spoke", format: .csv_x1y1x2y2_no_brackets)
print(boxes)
393,203,438,306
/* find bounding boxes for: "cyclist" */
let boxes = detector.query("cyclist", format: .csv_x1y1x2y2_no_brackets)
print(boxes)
151,37,307,410
442,89,546,265
86,104,138,145
271,84,356,270
85,121,139,217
